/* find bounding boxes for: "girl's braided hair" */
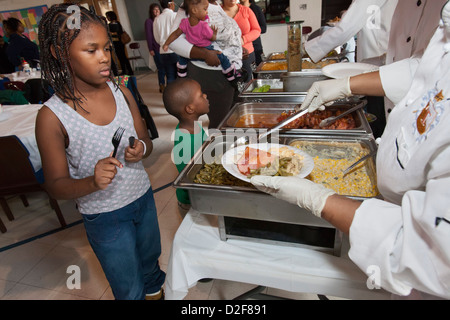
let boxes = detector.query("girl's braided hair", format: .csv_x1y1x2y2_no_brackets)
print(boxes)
38,3,117,111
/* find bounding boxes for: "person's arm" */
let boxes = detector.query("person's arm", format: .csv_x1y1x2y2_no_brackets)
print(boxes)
299,71,384,112
210,25,218,41
321,194,361,234
250,175,357,234
35,106,123,200
349,70,385,96
153,19,162,45
253,4,266,34
240,8,261,46
145,19,155,52
163,28,183,51
305,0,389,63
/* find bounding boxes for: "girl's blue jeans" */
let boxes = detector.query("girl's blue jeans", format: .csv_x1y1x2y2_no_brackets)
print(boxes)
82,188,165,300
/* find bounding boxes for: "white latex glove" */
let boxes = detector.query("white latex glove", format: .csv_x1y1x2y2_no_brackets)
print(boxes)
251,176,336,218
300,77,352,112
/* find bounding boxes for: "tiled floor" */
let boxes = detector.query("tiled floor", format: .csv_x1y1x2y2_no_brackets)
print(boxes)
0,70,325,300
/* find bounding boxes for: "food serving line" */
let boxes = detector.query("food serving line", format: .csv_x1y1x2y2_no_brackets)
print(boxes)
166,22,388,300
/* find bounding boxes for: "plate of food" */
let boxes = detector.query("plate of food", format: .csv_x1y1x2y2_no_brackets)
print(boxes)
221,143,314,182
322,62,379,79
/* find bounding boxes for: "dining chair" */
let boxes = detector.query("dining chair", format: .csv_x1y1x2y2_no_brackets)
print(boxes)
0,214,6,233
0,135,66,233
127,42,146,72
3,81,25,91
23,79,53,104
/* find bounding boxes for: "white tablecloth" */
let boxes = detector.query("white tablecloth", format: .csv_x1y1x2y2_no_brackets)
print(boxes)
2,70,41,83
165,210,391,300
0,104,42,171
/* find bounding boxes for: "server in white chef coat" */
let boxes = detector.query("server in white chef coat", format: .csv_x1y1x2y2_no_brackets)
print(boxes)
383,0,447,118
305,0,398,65
305,0,398,138
251,1,450,299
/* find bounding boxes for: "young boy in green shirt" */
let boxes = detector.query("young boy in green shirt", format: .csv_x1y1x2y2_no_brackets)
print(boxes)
163,78,209,210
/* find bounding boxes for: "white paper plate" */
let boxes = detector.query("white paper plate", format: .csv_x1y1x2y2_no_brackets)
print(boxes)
322,62,379,79
221,143,314,182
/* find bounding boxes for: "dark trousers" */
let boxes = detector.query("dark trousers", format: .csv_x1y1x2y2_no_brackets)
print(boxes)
187,61,237,129
113,41,133,75
242,51,255,83
160,52,178,84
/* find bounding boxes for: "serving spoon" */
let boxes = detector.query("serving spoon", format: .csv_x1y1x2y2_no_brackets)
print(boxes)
230,108,309,149
319,100,367,128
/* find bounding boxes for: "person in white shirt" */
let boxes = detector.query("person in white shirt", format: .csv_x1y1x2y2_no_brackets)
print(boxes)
305,0,397,65
168,0,243,129
153,0,178,84
252,0,450,299
382,0,447,118
305,0,398,138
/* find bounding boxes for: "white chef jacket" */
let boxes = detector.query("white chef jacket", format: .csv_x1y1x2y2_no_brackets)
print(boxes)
305,0,397,64
383,0,447,117
348,7,450,298
153,8,177,54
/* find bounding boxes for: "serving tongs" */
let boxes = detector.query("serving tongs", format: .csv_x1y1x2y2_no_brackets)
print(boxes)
230,107,309,149
342,150,377,176
319,100,367,128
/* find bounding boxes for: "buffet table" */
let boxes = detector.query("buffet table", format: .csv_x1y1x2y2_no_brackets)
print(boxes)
165,210,391,300
0,104,42,171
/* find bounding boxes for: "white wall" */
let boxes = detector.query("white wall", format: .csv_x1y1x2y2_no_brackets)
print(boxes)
290,0,322,33
261,24,287,54
260,0,322,57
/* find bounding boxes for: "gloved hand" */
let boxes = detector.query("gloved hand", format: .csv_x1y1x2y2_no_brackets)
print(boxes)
299,77,352,113
251,176,336,217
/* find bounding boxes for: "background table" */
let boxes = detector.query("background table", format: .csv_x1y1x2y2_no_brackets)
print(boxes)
166,210,391,300
0,104,42,171
2,70,41,83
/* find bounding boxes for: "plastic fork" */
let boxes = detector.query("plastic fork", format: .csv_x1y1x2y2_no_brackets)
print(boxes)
111,127,125,158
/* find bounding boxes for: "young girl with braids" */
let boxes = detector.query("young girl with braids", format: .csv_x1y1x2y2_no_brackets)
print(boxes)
35,3,165,300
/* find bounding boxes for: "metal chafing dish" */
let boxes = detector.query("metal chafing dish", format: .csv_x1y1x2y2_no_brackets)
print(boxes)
254,58,338,79
238,79,307,103
280,71,329,92
238,75,328,102
217,101,372,136
255,60,289,79
173,133,379,256
266,51,286,60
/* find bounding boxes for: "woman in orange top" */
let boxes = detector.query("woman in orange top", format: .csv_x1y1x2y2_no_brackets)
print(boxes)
222,0,261,83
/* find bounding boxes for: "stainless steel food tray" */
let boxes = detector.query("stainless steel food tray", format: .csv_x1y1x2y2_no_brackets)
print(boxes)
266,51,286,60
238,79,307,103
173,133,379,255
280,71,329,92
217,101,373,136
254,59,337,79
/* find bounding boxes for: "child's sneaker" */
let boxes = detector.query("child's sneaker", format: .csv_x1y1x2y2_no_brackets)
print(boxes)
223,65,237,81
230,69,247,92
177,62,187,78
